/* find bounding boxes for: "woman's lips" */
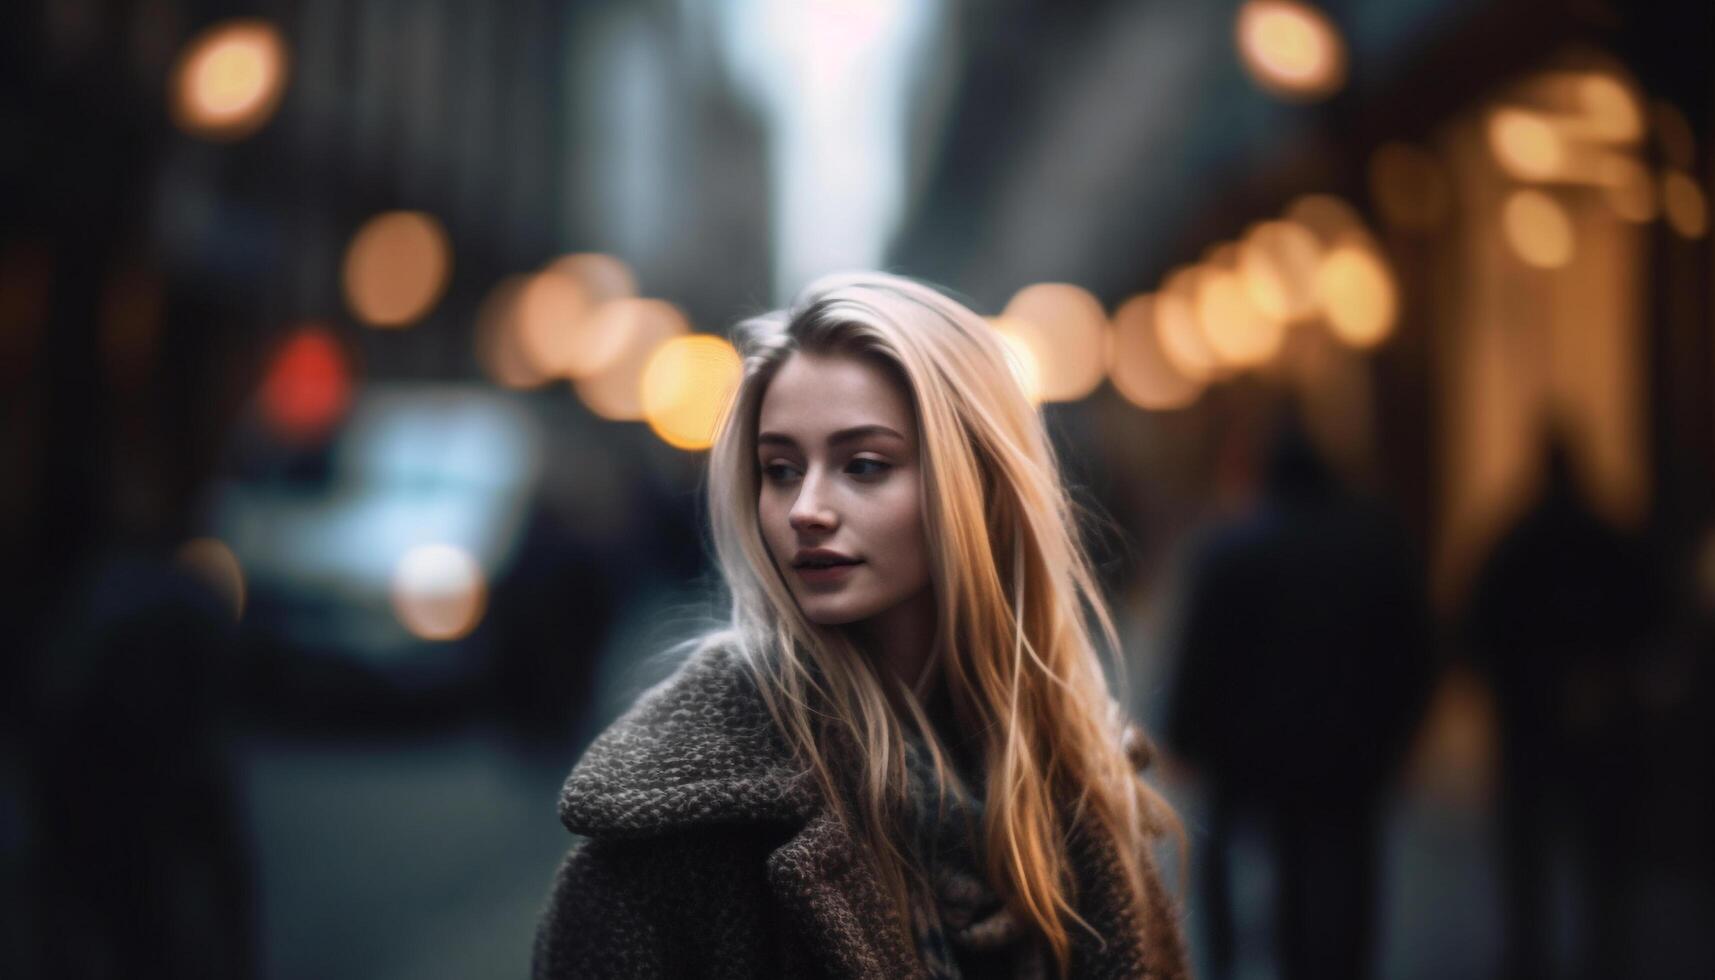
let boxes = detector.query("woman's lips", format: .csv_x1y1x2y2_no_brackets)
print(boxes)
796,560,862,585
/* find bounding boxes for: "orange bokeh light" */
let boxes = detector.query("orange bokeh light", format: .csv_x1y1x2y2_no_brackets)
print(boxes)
1502,189,1575,268
640,335,744,451
1196,266,1285,368
1155,267,1222,383
1599,156,1656,223
1652,102,1696,171
1109,294,1203,411
516,253,638,379
1313,241,1399,347
169,19,289,141
1575,74,1643,143
999,283,1108,402
1238,220,1322,321
342,212,453,329
1487,109,1565,181
1662,171,1709,240
1286,193,1367,247
1235,0,1346,101
473,275,554,390
574,299,692,420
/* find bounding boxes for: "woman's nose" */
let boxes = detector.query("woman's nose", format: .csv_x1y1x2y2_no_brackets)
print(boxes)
788,474,837,533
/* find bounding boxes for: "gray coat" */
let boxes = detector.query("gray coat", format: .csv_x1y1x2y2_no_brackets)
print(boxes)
532,644,1190,979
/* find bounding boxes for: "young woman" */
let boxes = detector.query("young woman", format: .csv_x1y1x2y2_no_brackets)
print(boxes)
534,272,1188,979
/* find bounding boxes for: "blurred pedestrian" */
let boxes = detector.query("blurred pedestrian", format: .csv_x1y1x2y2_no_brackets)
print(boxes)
27,553,254,980
1168,413,1434,980
1466,435,1665,980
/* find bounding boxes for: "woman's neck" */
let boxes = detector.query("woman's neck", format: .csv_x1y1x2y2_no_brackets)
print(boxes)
852,586,939,697
852,595,984,783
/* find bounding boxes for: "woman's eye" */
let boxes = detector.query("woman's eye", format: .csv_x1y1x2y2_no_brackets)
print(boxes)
761,462,801,483
846,458,892,479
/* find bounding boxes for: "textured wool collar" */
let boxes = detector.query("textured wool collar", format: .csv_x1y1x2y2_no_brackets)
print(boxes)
557,643,818,839
557,640,1163,841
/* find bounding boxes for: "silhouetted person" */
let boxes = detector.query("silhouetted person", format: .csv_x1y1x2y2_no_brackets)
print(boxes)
1169,418,1433,980
1466,438,1663,980
27,554,254,980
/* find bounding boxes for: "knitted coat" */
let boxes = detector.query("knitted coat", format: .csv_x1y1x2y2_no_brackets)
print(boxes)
532,644,1190,979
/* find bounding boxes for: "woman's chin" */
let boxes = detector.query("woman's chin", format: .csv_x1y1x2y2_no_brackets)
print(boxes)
798,597,874,627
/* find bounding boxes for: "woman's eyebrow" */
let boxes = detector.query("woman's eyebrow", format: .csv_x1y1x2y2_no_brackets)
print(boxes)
756,424,906,449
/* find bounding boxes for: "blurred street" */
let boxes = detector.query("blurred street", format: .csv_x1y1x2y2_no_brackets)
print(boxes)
239,729,566,980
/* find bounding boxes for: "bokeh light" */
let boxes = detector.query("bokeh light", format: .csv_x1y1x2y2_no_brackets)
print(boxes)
1502,189,1575,267
176,537,246,622
517,253,638,379
260,323,352,443
1286,193,1367,246
1662,171,1709,240
640,334,743,450
473,276,551,390
1109,294,1203,411
1239,220,1322,321
1156,268,1222,382
1487,108,1565,181
391,544,487,642
1313,242,1399,348
1576,73,1643,143
1370,142,1452,232
342,211,453,328
1235,1,1346,102
1196,266,1285,368
574,299,693,421
1599,156,1657,223
1651,101,1695,170
514,270,588,378
169,19,289,141
999,283,1108,402
547,253,637,308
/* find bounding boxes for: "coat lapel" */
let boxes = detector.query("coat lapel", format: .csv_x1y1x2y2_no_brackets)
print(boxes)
765,809,931,980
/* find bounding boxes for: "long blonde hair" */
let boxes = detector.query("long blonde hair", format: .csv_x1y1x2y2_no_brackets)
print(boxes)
703,271,1176,977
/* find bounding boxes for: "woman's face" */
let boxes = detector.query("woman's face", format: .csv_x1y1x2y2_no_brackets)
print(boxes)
756,351,932,627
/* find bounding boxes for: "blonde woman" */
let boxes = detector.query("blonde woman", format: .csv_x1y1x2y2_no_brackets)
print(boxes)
534,272,1188,979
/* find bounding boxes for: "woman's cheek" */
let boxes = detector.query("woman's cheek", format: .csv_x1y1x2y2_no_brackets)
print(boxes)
758,498,786,563
885,484,924,548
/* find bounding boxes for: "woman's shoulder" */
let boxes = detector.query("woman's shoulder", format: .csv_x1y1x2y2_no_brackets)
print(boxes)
555,639,815,840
